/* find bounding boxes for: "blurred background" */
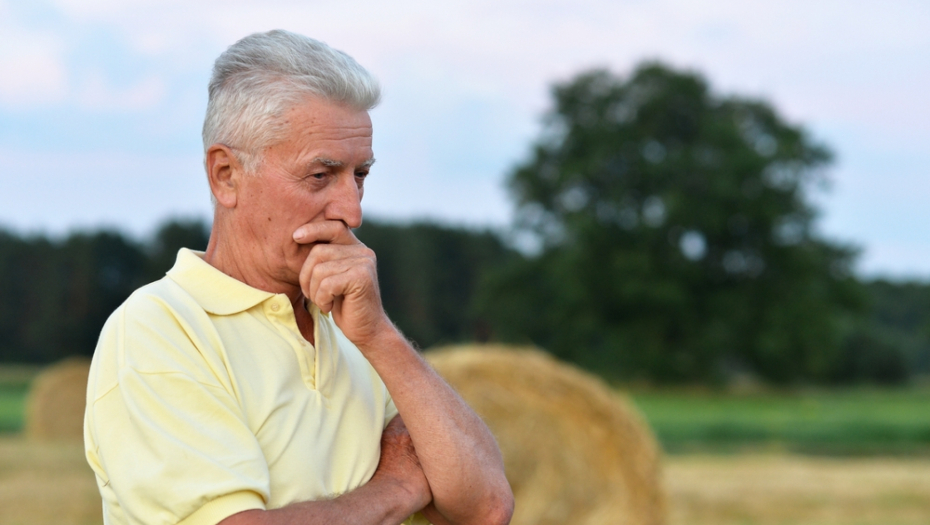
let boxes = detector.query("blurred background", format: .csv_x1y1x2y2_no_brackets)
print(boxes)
1,1,929,524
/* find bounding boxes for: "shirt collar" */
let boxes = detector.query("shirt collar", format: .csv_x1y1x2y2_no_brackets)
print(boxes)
167,248,277,315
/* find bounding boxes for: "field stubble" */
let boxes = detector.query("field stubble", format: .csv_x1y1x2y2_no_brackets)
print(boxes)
3,362,928,524
0,437,101,525
666,454,930,525
0,436,927,525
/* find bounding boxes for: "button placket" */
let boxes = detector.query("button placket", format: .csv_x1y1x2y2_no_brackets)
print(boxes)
266,296,317,390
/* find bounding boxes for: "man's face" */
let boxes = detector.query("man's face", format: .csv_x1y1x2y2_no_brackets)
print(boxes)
235,96,374,286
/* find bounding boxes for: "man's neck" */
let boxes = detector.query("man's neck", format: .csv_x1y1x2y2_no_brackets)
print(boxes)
205,243,291,296
203,215,316,344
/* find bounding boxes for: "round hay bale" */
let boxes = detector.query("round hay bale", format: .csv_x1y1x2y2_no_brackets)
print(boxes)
425,344,666,525
24,357,92,441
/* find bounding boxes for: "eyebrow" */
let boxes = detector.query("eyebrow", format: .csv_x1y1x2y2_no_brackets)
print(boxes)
311,157,376,169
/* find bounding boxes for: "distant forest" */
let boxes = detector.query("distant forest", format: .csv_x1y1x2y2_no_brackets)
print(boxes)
0,217,926,385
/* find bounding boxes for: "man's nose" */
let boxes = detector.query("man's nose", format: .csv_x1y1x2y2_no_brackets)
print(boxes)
325,173,363,228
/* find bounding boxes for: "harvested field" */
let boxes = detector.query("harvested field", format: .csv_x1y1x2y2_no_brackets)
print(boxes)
2,357,927,525
665,454,930,525
0,437,101,525
0,437,925,525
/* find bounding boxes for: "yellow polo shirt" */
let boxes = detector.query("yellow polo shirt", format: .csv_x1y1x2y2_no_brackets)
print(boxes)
84,248,402,525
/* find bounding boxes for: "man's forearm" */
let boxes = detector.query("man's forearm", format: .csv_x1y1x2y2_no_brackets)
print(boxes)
217,475,419,525
360,329,515,525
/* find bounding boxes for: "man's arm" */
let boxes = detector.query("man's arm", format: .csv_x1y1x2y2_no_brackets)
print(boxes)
219,416,431,525
294,221,515,525
362,332,515,525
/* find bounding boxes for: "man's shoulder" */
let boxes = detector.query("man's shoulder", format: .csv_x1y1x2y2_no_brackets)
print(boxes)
132,271,203,306
104,276,207,334
93,276,218,380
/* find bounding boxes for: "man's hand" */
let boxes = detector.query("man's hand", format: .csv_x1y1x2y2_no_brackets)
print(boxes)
293,220,393,348
373,416,432,513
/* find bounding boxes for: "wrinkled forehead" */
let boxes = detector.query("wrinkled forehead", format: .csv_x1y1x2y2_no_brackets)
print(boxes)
282,95,372,137
256,97,374,169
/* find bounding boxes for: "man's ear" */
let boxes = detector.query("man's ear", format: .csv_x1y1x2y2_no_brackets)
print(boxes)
205,144,242,208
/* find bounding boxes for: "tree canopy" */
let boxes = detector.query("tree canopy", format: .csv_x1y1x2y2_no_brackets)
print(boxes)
478,63,866,383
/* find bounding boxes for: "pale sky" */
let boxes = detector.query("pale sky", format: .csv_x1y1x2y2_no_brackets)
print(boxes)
1,0,928,278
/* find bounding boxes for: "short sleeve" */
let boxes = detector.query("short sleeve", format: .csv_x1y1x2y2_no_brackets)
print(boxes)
404,512,433,524
384,393,399,429
87,367,270,525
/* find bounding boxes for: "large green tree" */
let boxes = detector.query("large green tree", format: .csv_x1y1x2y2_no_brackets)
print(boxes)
479,63,866,383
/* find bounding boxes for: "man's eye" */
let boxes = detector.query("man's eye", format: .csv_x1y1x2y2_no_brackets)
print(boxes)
355,171,369,179
310,172,326,180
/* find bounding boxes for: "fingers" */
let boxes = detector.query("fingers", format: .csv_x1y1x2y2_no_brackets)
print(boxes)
376,416,432,511
292,220,359,246
293,220,392,347
383,414,408,436
306,260,376,313
380,416,423,475
298,245,378,312
293,220,371,308
381,417,420,468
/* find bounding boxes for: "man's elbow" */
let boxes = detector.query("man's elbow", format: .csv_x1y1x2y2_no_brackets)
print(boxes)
487,498,515,525
482,481,515,525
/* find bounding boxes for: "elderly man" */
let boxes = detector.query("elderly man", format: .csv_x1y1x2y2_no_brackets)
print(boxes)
83,30,513,525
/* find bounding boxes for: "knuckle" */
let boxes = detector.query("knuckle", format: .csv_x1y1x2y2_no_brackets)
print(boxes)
310,244,331,258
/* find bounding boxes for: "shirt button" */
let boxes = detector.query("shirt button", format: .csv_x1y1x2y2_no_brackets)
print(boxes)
270,302,280,312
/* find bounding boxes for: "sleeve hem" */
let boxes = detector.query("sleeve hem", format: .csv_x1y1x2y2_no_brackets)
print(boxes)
178,491,266,525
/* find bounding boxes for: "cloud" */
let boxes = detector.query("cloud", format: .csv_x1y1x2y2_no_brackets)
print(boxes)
27,0,930,131
0,4,68,108
75,73,167,111
0,147,211,236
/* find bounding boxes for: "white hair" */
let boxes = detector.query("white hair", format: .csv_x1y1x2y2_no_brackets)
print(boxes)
202,30,380,172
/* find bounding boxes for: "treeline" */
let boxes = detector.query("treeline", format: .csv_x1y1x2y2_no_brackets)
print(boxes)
0,218,927,385
364,223,930,385
2,61,926,385
0,220,209,364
